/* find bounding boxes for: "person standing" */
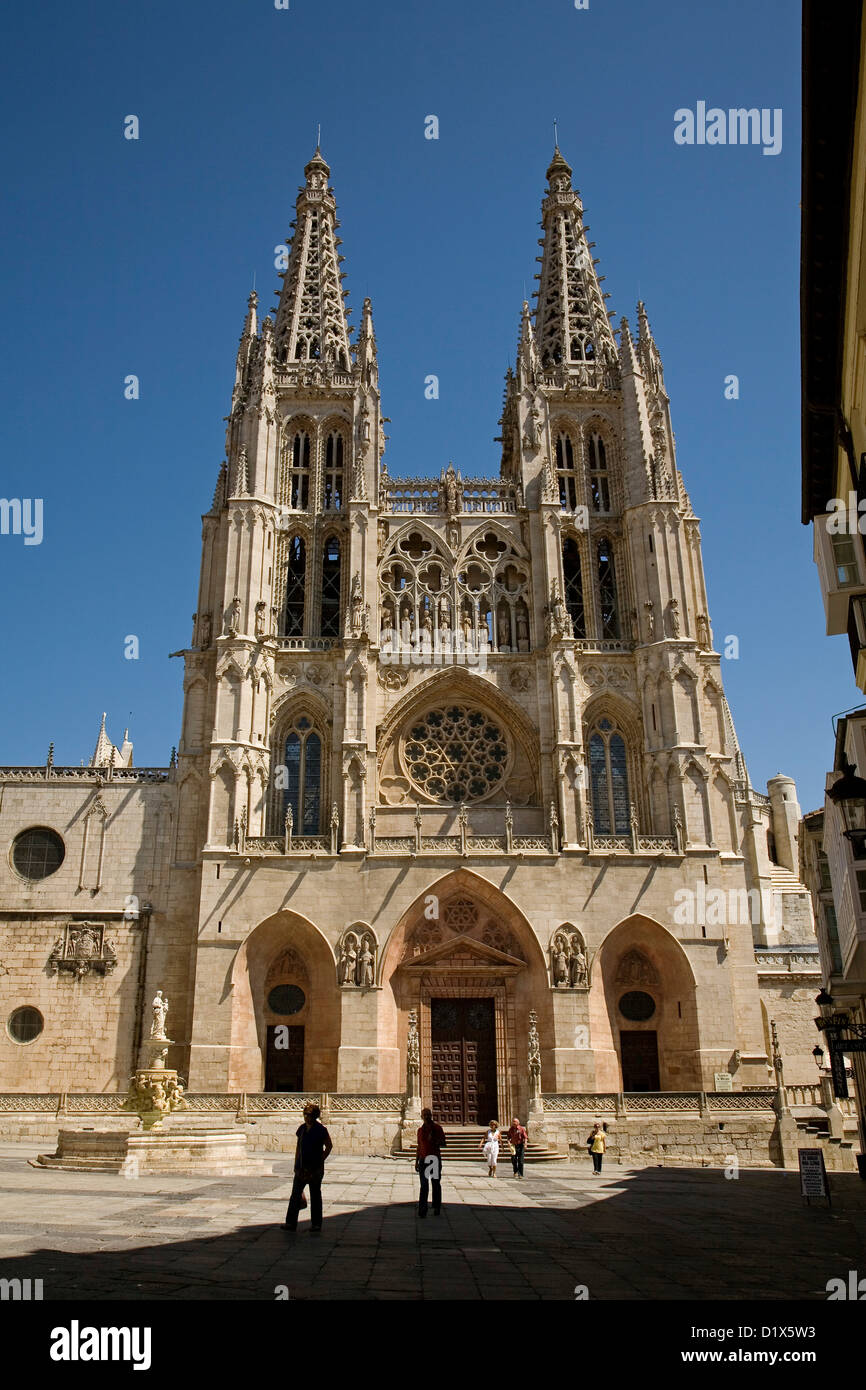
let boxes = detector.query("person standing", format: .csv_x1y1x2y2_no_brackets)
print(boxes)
284,1101,333,1232
587,1121,606,1175
480,1120,501,1177
506,1116,528,1178
416,1106,447,1217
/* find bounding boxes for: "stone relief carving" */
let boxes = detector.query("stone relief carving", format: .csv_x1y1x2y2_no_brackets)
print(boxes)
337,928,378,987
615,948,659,986
549,928,588,989
48,924,117,979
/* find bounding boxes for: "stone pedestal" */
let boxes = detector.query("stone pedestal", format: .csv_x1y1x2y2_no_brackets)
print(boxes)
33,1127,272,1176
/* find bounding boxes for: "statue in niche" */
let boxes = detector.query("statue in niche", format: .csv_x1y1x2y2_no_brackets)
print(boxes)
150,990,169,1039
696,612,710,649
461,609,474,650
551,933,570,988
644,600,655,641
191,613,198,646
497,610,510,649
400,599,413,646
254,601,267,638
569,935,588,988
223,597,241,637
667,598,680,638
476,617,490,650
516,608,529,651
338,932,359,985
199,612,212,649
351,573,364,633
628,608,639,642
438,595,451,631
358,934,375,987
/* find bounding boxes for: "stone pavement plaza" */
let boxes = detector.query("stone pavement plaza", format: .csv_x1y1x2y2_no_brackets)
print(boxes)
1,1143,865,1301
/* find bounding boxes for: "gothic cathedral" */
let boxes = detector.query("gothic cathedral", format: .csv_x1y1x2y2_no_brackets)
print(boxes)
0,149,820,1147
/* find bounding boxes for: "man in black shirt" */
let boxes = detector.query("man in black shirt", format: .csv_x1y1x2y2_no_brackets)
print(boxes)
284,1101,333,1233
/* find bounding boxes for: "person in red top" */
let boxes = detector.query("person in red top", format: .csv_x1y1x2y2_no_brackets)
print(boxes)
416,1107,447,1217
506,1116,528,1178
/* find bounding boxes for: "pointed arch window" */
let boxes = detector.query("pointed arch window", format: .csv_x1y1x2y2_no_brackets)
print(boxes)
324,431,344,511
284,536,306,636
282,717,322,833
556,433,578,511
597,538,619,638
562,538,586,638
588,434,610,512
289,431,310,509
588,718,630,834
320,536,342,637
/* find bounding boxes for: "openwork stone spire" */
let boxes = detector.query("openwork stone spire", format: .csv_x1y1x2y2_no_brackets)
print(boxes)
273,148,352,371
533,148,617,377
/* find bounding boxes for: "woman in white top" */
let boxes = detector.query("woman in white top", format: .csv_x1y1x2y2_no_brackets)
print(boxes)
480,1120,500,1177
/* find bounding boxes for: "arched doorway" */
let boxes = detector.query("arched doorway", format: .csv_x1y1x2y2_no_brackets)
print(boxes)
379,869,551,1123
228,910,339,1092
590,915,701,1092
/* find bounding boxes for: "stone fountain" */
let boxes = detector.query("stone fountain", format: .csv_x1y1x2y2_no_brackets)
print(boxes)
34,990,271,1176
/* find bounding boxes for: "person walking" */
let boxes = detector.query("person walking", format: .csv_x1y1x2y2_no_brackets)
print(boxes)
587,1121,606,1175
416,1106,447,1217
506,1116,528,1178
284,1101,333,1233
480,1120,501,1176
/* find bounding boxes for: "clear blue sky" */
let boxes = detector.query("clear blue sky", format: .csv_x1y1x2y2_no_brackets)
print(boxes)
0,0,858,810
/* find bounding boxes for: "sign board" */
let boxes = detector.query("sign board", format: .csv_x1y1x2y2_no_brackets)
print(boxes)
798,1148,830,1204
829,1044,849,1099
840,1038,866,1052
713,1072,733,1092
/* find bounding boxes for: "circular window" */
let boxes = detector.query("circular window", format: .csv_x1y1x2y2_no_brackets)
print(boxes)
619,990,656,1022
7,1007,44,1044
401,704,510,803
267,985,306,1016
12,828,65,880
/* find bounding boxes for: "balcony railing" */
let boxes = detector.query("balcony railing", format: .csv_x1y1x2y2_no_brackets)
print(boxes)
0,765,170,783
380,477,521,515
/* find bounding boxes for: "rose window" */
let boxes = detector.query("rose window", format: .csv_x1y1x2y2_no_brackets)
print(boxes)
401,705,509,802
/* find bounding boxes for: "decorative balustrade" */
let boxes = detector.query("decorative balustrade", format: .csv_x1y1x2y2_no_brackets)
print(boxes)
573,639,635,654
542,1090,779,1114
275,636,337,651
0,766,170,783
540,363,621,392
785,1083,822,1107
380,477,521,515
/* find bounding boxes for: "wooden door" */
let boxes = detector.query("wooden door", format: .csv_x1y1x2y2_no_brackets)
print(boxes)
431,998,497,1124
265,1024,305,1091
620,1030,660,1091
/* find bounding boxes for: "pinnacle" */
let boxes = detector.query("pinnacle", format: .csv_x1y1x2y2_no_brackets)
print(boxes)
546,145,573,183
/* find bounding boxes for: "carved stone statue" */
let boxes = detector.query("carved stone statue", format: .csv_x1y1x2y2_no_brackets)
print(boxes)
569,937,588,988
667,598,680,638
528,1010,541,1089
358,934,375,988
551,933,569,988
498,610,510,648
199,612,212,649
696,613,710,649
254,601,267,638
644,599,655,641
407,1009,420,1081
443,464,460,517
150,990,169,1039
339,933,359,985
223,596,241,637
461,609,473,649
516,608,529,650
351,572,364,633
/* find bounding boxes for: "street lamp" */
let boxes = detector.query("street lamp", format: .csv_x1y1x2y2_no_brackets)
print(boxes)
812,1044,825,1070
827,754,866,846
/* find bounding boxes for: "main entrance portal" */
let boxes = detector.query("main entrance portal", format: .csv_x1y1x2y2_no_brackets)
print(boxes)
431,997,497,1124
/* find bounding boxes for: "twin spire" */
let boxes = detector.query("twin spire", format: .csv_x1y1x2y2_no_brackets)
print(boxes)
272,148,353,372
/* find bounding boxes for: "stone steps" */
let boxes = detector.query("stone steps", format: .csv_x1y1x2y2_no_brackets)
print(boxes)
401,1127,567,1163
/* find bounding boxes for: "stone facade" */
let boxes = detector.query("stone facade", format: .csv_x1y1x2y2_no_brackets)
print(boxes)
0,148,825,1132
